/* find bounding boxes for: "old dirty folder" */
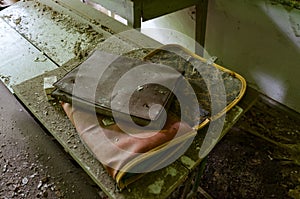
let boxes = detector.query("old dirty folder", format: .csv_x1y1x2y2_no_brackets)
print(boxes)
52,50,181,127
51,49,196,189
51,45,247,190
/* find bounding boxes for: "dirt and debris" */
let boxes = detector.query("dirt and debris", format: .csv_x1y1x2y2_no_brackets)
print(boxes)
0,1,299,198
100,25,114,34
165,95,300,199
0,126,59,198
271,0,300,9
0,82,102,198
1,0,106,65
0,75,11,85
198,96,300,199
2,77,300,199
34,56,47,62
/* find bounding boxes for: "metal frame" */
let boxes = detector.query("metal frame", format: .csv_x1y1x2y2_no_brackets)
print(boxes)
89,0,209,55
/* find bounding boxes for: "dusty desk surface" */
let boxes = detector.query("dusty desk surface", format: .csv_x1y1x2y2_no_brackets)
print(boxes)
1,0,256,198
12,64,247,199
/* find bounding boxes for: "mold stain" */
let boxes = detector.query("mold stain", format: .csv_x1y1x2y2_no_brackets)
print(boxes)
148,180,164,195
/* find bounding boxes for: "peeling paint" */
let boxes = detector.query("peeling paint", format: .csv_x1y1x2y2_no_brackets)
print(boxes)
148,180,164,194
180,155,195,169
165,167,177,177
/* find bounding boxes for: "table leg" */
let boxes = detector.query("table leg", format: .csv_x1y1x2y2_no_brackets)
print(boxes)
180,172,195,199
131,0,141,30
195,0,209,56
186,157,210,199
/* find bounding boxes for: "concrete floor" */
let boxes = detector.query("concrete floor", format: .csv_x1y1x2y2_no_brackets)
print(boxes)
0,81,102,198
